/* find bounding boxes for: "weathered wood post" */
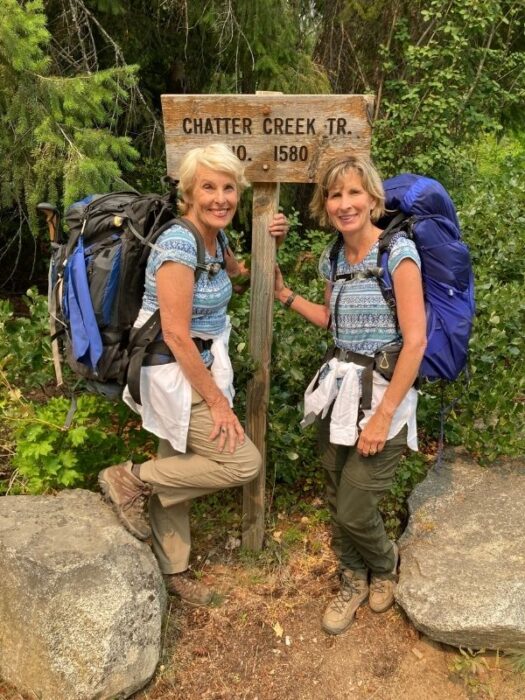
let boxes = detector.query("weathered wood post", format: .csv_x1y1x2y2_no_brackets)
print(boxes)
242,178,280,549
241,91,281,550
161,93,374,551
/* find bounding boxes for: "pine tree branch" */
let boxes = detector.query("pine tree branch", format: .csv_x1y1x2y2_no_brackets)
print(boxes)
374,1,400,120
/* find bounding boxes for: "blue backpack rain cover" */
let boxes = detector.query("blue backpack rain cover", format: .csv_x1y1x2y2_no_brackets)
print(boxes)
378,173,475,382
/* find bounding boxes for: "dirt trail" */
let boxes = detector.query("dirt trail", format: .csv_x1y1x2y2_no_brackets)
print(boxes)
136,520,525,700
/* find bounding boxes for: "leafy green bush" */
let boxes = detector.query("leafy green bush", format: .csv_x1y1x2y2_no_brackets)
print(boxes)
450,136,525,462
372,1,525,179
6,393,154,494
0,290,154,494
0,288,53,390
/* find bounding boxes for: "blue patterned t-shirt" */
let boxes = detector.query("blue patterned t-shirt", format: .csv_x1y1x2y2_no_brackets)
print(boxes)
319,236,421,355
141,223,232,337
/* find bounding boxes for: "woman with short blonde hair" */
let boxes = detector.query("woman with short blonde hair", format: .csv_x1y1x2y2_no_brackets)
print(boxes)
178,143,250,215
100,143,288,606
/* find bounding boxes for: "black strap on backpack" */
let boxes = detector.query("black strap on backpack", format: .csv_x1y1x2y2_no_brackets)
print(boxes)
124,308,163,404
375,211,412,316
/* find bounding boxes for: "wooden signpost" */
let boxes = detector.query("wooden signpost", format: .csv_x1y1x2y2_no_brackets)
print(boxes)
161,93,374,550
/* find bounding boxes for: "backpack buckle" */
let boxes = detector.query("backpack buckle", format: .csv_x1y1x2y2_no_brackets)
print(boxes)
378,351,390,371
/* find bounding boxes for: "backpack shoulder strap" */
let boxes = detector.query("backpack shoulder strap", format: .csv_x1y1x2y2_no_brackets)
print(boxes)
139,216,208,282
324,234,343,334
173,219,227,278
376,211,411,319
217,230,228,262
378,211,409,254
328,233,344,283
126,309,162,405
173,217,211,282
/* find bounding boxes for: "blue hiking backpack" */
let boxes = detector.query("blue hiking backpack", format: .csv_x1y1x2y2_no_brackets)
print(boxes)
329,173,475,383
378,174,475,382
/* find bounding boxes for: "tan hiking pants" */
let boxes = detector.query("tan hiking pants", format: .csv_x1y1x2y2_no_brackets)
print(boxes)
139,390,261,574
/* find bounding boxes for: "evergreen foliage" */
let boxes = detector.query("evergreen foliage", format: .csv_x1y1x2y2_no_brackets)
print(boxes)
0,0,138,267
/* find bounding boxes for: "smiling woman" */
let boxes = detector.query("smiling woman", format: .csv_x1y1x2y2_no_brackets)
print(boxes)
274,154,427,635
98,143,289,606
325,170,377,245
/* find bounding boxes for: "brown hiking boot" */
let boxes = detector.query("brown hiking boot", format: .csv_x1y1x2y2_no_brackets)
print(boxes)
321,569,369,635
98,461,151,541
164,571,214,606
369,541,399,613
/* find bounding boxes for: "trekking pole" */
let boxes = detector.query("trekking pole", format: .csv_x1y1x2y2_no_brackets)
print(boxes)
36,202,61,243
37,203,63,387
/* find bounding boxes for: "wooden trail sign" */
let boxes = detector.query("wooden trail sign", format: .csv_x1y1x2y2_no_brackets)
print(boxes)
162,94,374,184
161,93,374,550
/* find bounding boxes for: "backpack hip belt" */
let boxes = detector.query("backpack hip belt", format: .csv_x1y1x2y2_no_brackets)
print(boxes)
141,337,213,367
323,344,401,410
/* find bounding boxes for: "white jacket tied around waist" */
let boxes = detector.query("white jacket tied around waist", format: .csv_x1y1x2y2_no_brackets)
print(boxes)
301,357,418,450
123,316,234,453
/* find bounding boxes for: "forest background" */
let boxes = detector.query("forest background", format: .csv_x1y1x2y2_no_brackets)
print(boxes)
0,0,524,531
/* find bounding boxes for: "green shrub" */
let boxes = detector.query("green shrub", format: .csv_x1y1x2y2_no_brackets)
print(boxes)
447,136,525,462
0,289,154,495
6,393,154,494
0,288,53,389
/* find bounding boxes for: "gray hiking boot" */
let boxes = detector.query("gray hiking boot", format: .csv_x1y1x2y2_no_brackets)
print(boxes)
164,571,214,606
322,569,369,635
369,541,399,613
98,461,151,541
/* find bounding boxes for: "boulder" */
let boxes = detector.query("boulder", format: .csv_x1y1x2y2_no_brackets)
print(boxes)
396,451,525,650
0,489,166,699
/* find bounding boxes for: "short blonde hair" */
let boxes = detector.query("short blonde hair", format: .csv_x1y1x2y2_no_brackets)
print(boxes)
310,154,385,227
178,143,250,214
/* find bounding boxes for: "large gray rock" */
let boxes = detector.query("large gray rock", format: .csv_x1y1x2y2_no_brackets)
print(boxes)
0,489,166,699
396,451,525,650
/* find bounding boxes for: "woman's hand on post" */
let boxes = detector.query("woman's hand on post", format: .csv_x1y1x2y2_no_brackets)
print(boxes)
269,213,289,246
208,394,245,454
274,264,290,302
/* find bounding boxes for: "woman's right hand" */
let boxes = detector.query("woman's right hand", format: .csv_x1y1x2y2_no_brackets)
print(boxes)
208,394,245,453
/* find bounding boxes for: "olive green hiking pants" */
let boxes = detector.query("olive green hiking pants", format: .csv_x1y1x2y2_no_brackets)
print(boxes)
318,414,408,577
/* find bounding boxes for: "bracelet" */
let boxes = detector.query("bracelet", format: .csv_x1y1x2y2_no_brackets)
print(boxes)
283,291,297,309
